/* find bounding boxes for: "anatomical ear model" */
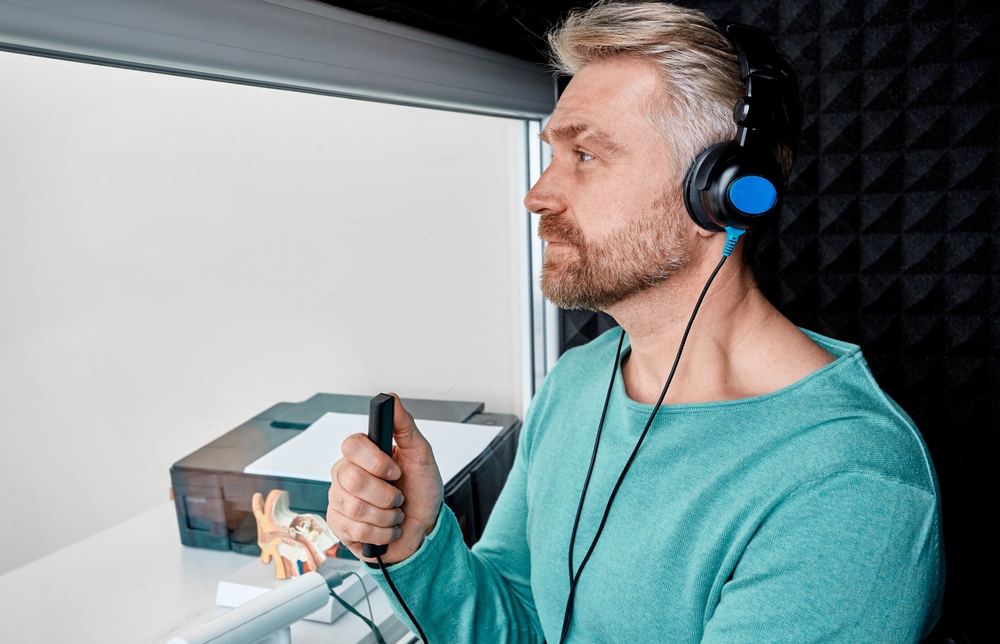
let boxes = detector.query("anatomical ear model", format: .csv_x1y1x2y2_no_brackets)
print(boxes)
252,489,338,579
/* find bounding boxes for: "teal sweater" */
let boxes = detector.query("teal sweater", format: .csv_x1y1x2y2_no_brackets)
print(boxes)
370,330,944,643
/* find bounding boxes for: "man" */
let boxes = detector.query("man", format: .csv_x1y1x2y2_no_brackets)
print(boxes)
326,3,944,642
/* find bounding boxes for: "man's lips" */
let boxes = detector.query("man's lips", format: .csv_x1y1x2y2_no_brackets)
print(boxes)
543,241,578,260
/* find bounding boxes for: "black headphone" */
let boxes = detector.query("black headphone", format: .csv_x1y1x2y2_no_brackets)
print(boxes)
683,24,801,234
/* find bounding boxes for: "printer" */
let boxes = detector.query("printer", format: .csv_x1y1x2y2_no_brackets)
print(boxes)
170,393,520,555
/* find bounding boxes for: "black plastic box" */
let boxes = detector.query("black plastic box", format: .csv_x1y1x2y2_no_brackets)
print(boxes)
170,393,520,554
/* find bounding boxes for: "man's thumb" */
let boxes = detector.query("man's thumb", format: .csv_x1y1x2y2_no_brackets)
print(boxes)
387,392,425,451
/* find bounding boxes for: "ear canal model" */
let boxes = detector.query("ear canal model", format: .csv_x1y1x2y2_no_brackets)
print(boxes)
252,489,338,580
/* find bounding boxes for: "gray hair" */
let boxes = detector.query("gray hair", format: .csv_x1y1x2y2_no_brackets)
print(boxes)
548,1,794,179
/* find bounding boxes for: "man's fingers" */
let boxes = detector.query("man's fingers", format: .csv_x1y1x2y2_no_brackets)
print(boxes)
327,508,402,546
341,433,400,480
328,394,445,564
337,461,404,508
330,487,404,527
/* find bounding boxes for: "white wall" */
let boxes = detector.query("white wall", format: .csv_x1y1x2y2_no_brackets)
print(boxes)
0,50,525,575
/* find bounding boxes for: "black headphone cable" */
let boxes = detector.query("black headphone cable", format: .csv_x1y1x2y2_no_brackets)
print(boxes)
558,249,733,644
377,553,429,643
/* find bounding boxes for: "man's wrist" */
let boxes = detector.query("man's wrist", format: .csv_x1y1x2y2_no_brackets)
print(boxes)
365,502,443,568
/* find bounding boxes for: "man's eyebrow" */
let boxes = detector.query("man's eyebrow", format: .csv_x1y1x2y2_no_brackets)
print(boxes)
539,123,622,153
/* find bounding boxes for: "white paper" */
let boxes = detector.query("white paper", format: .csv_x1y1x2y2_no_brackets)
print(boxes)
244,412,502,484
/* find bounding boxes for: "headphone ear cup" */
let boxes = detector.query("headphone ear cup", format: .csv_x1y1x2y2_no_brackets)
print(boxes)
683,142,733,233
684,140,784,233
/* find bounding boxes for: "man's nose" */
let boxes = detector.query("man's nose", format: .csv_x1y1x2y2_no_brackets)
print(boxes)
523,166,566,216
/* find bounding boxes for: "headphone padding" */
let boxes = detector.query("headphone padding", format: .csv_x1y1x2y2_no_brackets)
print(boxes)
683,143,730,233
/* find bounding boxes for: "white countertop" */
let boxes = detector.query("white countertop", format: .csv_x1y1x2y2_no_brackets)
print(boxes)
0,502,408,644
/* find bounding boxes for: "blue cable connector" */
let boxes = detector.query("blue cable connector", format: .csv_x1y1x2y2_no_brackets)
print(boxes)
723,226,746,258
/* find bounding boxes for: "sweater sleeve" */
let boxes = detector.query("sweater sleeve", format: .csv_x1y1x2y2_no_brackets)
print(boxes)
701,472,944,644
366,423,545,643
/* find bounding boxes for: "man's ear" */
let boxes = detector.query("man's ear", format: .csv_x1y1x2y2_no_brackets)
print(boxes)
692,222,716,239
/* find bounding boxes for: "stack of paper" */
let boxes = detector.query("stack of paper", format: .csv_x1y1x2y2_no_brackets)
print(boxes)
244,411,503,483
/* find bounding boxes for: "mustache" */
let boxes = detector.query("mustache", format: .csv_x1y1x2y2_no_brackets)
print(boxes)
538,213,585,248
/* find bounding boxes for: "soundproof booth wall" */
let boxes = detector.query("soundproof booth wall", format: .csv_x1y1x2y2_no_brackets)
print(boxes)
559,1,997,640
0,49,525,576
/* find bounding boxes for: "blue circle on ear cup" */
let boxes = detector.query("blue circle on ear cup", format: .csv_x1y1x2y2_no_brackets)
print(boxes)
728,176,778,215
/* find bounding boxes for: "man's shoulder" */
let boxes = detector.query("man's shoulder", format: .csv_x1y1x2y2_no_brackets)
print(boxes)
768,329,938,495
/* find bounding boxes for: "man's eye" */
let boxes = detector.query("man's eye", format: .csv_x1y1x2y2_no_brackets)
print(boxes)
577,151,594,162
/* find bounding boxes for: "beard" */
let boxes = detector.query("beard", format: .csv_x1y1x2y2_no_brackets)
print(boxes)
538,195,691,311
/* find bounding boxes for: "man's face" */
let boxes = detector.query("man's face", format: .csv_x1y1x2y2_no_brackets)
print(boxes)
525,57,691,312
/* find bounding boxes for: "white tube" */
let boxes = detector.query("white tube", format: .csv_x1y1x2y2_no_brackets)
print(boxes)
167,572,329,644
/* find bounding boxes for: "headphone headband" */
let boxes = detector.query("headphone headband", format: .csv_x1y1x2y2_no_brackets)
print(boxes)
722,24,798,150
725,24,788,83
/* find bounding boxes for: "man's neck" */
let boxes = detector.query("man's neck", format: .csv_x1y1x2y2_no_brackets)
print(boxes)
605,251,830,406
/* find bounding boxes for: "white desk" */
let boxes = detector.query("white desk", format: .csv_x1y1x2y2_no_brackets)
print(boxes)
0,503,410,644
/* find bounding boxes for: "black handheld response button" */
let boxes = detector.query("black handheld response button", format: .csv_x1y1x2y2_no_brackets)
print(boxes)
362,393,395,558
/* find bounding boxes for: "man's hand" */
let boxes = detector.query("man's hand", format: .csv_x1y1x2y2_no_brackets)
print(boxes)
327,393,444,563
